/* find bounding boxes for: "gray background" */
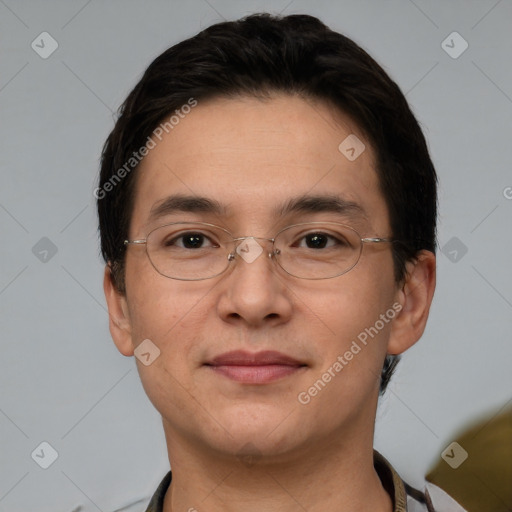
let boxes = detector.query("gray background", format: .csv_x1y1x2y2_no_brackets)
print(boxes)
1,0,511,510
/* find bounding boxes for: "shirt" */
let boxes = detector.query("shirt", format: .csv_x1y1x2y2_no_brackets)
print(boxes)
144,451,466,512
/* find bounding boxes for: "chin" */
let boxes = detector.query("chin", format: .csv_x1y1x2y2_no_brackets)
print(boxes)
198,406,311,458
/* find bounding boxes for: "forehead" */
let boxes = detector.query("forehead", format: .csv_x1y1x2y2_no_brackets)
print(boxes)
130,94,389,235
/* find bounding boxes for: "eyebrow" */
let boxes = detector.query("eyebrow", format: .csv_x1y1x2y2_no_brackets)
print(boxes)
148,194,226,222
147,193,367,223
276,194,368,221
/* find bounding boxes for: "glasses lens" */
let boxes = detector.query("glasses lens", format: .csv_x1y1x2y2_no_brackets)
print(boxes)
274,223,362,279
146,223,232,280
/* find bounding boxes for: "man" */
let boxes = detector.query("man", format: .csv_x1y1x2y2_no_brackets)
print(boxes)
97,13,464,511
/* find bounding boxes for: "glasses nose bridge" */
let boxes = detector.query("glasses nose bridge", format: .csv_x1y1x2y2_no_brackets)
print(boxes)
230,235,278,261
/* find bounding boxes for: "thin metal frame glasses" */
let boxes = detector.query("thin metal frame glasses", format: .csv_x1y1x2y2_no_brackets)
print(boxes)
124,221,394,281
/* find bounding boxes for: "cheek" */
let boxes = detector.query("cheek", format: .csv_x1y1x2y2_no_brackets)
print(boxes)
125,250,190,336
308,260,395,332
127,286,205,349
126,284,208,413
301,254,398,374
295,278,397,424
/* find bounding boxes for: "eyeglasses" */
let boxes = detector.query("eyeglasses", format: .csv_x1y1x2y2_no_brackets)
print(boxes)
124,221,394,281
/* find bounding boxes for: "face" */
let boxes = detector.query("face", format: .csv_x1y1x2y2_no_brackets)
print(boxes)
109,94,411,461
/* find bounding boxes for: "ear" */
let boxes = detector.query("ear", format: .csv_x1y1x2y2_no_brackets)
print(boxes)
387,250,436,355
103,265,134,357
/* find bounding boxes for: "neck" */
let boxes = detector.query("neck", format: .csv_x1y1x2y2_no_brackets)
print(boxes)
162,426,393,512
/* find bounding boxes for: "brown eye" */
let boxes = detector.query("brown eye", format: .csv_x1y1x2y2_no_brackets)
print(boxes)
180,233,206,248
305,234,328,249
297,232,345,249
163,232,217,249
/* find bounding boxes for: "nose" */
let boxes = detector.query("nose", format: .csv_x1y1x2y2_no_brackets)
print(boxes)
216,237,293,328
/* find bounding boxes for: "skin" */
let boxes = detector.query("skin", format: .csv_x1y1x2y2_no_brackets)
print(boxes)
104,94,436,512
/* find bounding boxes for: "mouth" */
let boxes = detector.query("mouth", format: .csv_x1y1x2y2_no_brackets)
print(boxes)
204,350,307,384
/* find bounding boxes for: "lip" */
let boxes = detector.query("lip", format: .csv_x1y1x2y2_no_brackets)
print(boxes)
205,350,307,384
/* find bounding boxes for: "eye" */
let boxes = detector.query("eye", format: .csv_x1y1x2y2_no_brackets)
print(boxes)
164,231,218,249
296,232,346,249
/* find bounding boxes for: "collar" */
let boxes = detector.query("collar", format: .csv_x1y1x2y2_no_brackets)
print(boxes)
145,451,427,512
373,450,409,511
